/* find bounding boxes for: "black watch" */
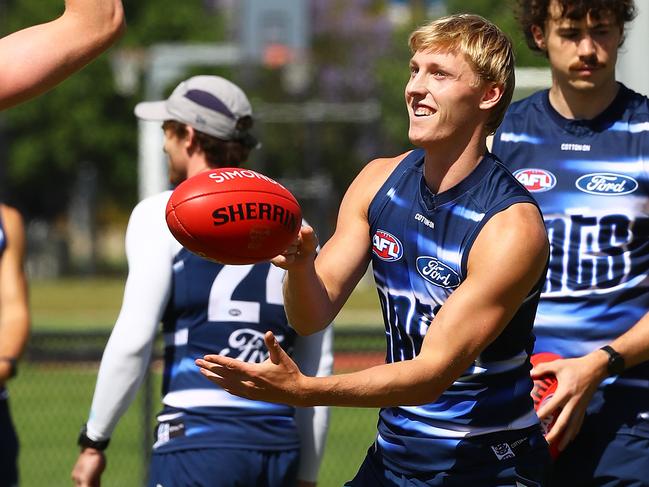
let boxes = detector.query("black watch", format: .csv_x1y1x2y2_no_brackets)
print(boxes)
77,424,110,451
600,345,625,376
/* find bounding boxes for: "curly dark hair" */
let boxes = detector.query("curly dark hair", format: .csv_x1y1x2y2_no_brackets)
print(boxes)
517,0,637,52
162,120,253,168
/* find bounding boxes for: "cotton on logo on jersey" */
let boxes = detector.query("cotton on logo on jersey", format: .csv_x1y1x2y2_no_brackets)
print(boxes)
372,230,403,261
415,213,435,229
416,257,460,289
576,173,638,196
513,168,557,192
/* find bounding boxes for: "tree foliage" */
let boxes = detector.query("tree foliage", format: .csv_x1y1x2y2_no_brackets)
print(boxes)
446,0,549,67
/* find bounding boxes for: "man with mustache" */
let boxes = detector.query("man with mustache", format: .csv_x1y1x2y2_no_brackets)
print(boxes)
492,1,649,485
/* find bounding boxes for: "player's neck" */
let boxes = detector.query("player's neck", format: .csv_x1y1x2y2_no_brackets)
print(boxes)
548,80,619,120
423,136,486,194
186,156,211,179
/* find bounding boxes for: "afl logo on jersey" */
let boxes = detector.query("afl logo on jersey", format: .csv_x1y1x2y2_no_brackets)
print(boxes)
416,257,460,289
372,230,403,262
576,173,638,196
513,168,557,192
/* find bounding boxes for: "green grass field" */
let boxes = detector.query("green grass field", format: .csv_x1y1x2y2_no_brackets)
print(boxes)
11,277,384,486
11,364,378,487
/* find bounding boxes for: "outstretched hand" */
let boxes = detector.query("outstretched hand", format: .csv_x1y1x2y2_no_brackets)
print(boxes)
530,353,606,453
196,331,307,406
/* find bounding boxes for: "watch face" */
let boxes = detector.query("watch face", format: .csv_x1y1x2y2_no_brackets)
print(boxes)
609,355,625,375
601,346,625,376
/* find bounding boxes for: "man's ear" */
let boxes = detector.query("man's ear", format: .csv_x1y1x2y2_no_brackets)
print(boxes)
184,125,197,149
531,24,547,50
479,82,503,111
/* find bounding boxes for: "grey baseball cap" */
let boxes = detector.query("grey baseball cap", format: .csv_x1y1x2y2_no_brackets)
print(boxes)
134,75,258,147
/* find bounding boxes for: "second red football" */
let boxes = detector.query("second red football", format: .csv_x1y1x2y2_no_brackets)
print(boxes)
530,352,562,458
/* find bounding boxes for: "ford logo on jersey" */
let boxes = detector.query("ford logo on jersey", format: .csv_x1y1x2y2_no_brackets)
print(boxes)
513,168,557,192
372,230,403,262
575,173,638,196
416,257,460,289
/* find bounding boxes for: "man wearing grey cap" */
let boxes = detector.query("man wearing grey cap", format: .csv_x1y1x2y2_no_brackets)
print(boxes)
71,75,332,487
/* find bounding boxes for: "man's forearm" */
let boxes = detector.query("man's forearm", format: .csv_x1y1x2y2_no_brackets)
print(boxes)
297,356,451,408
283,265,338,335
607,311,649,371
86,334,154,440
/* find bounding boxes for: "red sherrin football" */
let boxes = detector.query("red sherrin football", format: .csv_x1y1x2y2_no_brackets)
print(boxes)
166,168,302,265
530,352,562,459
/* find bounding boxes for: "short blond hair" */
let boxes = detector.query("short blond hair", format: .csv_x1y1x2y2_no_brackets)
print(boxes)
409,14,515,134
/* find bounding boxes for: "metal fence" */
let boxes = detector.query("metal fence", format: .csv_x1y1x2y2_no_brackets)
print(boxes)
10,328,385,487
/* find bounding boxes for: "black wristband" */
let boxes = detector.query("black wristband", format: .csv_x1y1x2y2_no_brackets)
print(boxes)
600,345,625,376
77,424,110,451
0,357,17,378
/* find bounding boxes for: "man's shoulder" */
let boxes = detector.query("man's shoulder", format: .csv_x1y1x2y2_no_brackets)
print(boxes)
128,191,173,232
359,151,416,194
618,84,649,119
126,191,180,253
131,191,172,217
365,151,415,172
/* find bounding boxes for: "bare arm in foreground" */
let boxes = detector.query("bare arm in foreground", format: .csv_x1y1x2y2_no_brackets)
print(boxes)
0,0,124,110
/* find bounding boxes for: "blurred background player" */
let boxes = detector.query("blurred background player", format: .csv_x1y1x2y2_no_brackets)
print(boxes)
0,0,124,110
0,204,31,487
492,0,649,485
198,15,552,487
70,75,333,487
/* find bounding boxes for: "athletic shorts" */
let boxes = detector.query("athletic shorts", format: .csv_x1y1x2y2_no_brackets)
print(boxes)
550,386,649,487
147,447,300,487
0,397,19,487
345,426,551,487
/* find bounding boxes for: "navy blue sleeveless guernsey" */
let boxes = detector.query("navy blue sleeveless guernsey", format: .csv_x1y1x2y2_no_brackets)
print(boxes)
154,251,300,453
493,84,649,386
368,149,544,474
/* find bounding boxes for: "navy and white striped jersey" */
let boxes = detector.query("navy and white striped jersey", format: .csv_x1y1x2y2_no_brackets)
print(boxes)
155,252,300,453
493,84,649,385
368,149,544,474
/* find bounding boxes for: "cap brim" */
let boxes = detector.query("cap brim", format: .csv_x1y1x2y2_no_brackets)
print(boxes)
134,101,173,121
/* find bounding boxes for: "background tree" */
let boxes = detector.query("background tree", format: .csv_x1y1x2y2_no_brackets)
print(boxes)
446,0,548,67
